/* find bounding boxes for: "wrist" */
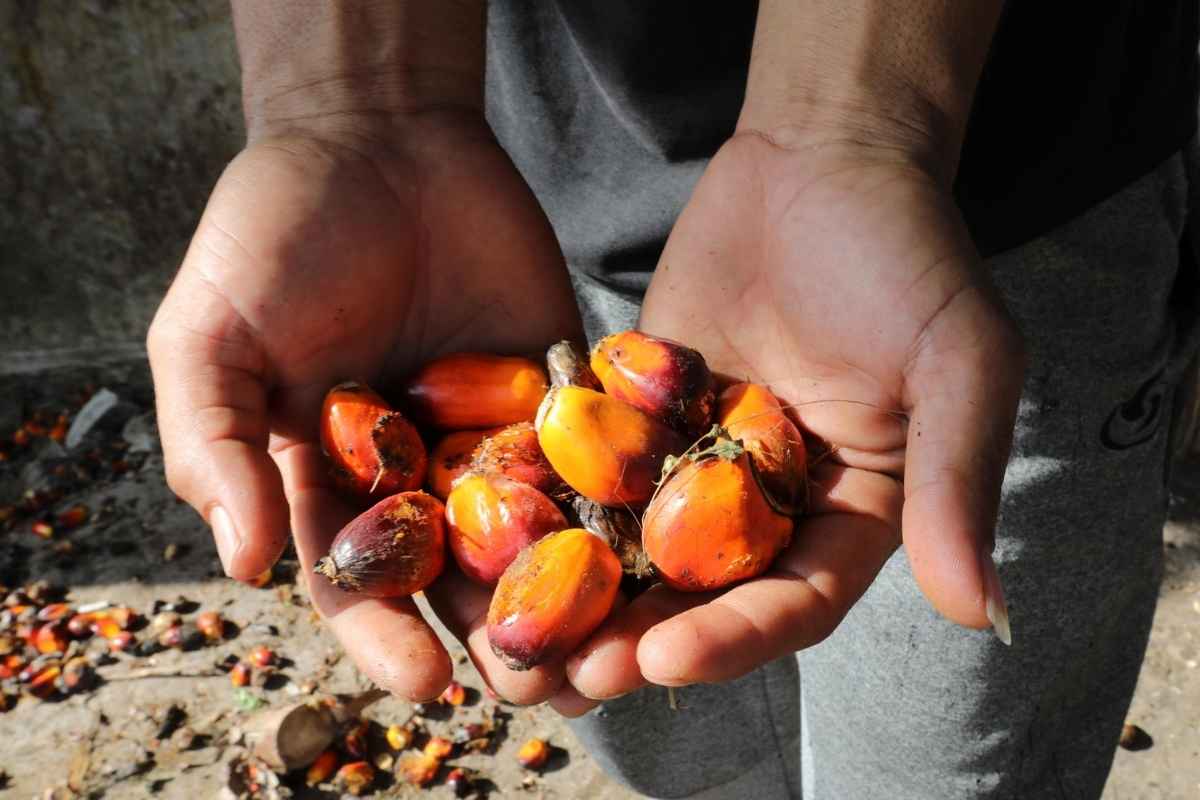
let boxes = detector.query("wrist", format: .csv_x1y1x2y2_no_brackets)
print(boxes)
232,1,485,144
738,0,1004,185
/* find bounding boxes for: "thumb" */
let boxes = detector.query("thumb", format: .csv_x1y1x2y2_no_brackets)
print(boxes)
901,283,1025,643
147,271,291,581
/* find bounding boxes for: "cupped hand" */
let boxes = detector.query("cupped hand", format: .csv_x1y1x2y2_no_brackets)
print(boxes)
147,112,583,703
559,130,1025,710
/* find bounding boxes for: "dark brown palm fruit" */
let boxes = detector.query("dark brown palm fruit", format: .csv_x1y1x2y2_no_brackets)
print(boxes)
570,494,650,578
320,381,428,497
590,330,716,437
546,340,602,390
314,492,446,597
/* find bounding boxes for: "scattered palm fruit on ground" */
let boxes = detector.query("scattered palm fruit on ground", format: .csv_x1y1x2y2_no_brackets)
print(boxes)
310,333,811,672
440,679,467,706
305,749,339,786
320,381,428,497
400,751,442,786
517,737,551,770
333,760,374,795
386,723,414,751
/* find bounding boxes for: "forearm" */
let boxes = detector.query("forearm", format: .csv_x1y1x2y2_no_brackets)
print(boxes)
231,0,486,141
740,0,1004,181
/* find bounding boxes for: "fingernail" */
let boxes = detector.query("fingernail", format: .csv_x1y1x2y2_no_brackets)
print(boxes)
980,550,1012,646
210,505,241,576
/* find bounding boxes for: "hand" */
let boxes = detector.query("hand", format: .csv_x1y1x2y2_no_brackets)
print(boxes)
147,111,584,703
559,131,1024,708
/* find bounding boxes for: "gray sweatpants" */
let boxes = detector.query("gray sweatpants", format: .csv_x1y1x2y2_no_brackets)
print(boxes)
566,149,1200,799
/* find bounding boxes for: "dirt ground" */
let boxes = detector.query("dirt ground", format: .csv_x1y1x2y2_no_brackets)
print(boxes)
0,362,1195,799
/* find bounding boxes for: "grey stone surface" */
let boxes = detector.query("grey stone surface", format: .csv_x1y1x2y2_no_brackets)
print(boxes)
1,0,242,368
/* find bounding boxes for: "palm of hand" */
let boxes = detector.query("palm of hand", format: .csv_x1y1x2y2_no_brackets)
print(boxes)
150,117,582,700
564,133,1023,698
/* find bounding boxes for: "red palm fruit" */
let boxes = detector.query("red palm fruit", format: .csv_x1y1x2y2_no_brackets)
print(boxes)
230,661,252,687
470,422,568,498
642,434,793,591
320,381,428,498
487,529,622,670
334,761,374,796
445,473,567,586
26,663,61,698
306,749,339,786
404,353,549,430
423,736,454,759
427,428,503,500
107,631,136,652
399,752,441,786
718,383,808,515
195,610,225,642
314,492,446,597
95,606,137,630
342,719,369,758
385,724,413,751
35,603,72,622
33,622,69,654
590,330,715,436
248,644,276,668
517,737,550,769
439,679,467,706
535,386,687,507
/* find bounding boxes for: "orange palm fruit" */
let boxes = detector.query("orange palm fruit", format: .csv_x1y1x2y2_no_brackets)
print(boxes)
305,749,340,786
642,433,793,591
718,383,808,515
427,428,503,500
314,492,446,597
404,353,548,430
487,528,622,670
535,386,687,507
320,381,428,497
446,473,567,586
590,330,716,436
471,422,568,498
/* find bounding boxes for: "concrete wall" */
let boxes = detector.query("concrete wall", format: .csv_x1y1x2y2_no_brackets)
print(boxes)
1,0,243,372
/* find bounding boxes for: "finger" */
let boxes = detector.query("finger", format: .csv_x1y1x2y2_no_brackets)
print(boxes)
566,586,708,701
638,466,901,686
547,682,600,718
147,271,290,581
901,285,1024,639
275,439,454,701
424,568,566,706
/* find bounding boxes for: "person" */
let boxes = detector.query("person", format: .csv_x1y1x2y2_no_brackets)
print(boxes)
146,2,1199,797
